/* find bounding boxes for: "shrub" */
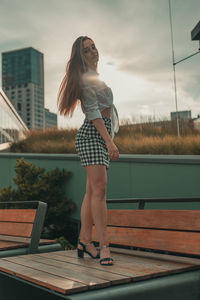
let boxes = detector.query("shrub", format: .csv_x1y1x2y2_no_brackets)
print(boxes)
0,158,76,243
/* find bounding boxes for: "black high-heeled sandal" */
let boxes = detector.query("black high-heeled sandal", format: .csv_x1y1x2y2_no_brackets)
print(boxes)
99,245,114,266
77,240,100,259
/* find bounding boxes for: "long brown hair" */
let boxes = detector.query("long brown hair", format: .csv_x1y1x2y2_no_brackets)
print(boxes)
57,36,93,117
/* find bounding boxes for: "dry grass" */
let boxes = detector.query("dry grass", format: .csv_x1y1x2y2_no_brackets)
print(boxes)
10,128,77,153
114,134,200,154
9,120,200,155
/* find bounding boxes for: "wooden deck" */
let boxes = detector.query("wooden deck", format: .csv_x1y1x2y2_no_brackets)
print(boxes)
0,248,200,296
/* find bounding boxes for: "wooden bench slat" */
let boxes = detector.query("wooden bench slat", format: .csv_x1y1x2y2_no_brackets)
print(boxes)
0,236,56,244
0,202,47,254
92,226,200,256
110,247,200,266
108,210,200,231
0,222,33,237
0,209,36,223
0,239,57,251
0,241,28,250
0,235,30,243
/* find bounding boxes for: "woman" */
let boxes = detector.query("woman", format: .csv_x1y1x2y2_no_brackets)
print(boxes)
57,36,119,266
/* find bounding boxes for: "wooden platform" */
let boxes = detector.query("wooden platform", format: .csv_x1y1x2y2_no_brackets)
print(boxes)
0,248,200,296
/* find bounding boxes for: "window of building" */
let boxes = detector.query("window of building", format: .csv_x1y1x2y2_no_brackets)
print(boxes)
17,103,22,111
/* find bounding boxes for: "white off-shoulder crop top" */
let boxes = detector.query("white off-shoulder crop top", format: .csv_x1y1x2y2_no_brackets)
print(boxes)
80,69,119,138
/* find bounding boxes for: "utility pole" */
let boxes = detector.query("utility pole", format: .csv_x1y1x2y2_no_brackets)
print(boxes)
168,0,200,137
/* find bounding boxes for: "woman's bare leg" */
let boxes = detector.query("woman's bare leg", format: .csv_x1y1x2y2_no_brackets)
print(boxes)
85,165,112,265
78,176,98,257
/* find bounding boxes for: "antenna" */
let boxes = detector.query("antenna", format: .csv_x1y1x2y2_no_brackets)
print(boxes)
168,0,180,137
168,0,200,137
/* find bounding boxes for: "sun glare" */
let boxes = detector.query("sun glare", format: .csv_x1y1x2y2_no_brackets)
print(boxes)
98,56,148,104
97,56,173,122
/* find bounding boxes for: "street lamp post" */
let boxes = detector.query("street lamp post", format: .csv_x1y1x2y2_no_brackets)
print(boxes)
168,0,200,137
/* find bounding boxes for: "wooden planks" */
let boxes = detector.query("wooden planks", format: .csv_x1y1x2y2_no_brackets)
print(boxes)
0,222,33,237
0,235,30,243
108,210,200,231
0,239,57,250
0,249,200,295
0,259,86,294
0,209,36,223
110,247,200,266
0,240,28,250
92,209,200,256
0,209,36,238
92,226,200,256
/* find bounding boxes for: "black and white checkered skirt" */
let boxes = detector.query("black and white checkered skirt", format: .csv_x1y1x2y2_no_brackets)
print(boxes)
75,117,112,169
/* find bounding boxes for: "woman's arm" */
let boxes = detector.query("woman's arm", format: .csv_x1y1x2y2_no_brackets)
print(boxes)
92,118,119,161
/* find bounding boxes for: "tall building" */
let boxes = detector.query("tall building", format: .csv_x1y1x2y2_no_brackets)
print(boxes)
45,108,57,128
2,47,45,129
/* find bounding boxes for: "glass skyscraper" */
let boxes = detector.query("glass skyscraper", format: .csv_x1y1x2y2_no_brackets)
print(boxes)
45,108,58,128
2,47,45,129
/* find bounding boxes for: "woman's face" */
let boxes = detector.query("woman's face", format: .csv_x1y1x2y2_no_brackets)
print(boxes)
82,39,99,68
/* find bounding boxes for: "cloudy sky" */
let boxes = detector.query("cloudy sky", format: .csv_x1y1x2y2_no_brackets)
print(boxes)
0,0,200,128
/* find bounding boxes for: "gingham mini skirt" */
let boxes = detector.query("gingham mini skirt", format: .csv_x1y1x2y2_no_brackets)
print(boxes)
75,117,112,169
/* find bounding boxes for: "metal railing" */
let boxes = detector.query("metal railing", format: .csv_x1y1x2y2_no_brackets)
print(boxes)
107,197,200,209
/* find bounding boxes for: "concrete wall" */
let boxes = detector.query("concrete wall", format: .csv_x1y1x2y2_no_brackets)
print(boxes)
0,153,200,220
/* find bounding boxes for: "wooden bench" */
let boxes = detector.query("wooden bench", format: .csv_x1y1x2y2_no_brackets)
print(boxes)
92,198,200,257
1,198,200,300
0,201,61,257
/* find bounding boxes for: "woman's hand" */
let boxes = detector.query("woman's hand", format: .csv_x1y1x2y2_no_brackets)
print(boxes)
92,118,119,160
106,140,119,161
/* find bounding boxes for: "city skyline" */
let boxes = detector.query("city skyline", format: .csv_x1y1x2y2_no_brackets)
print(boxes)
2,47,45,129
2,47,57,129
0,0,200,129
